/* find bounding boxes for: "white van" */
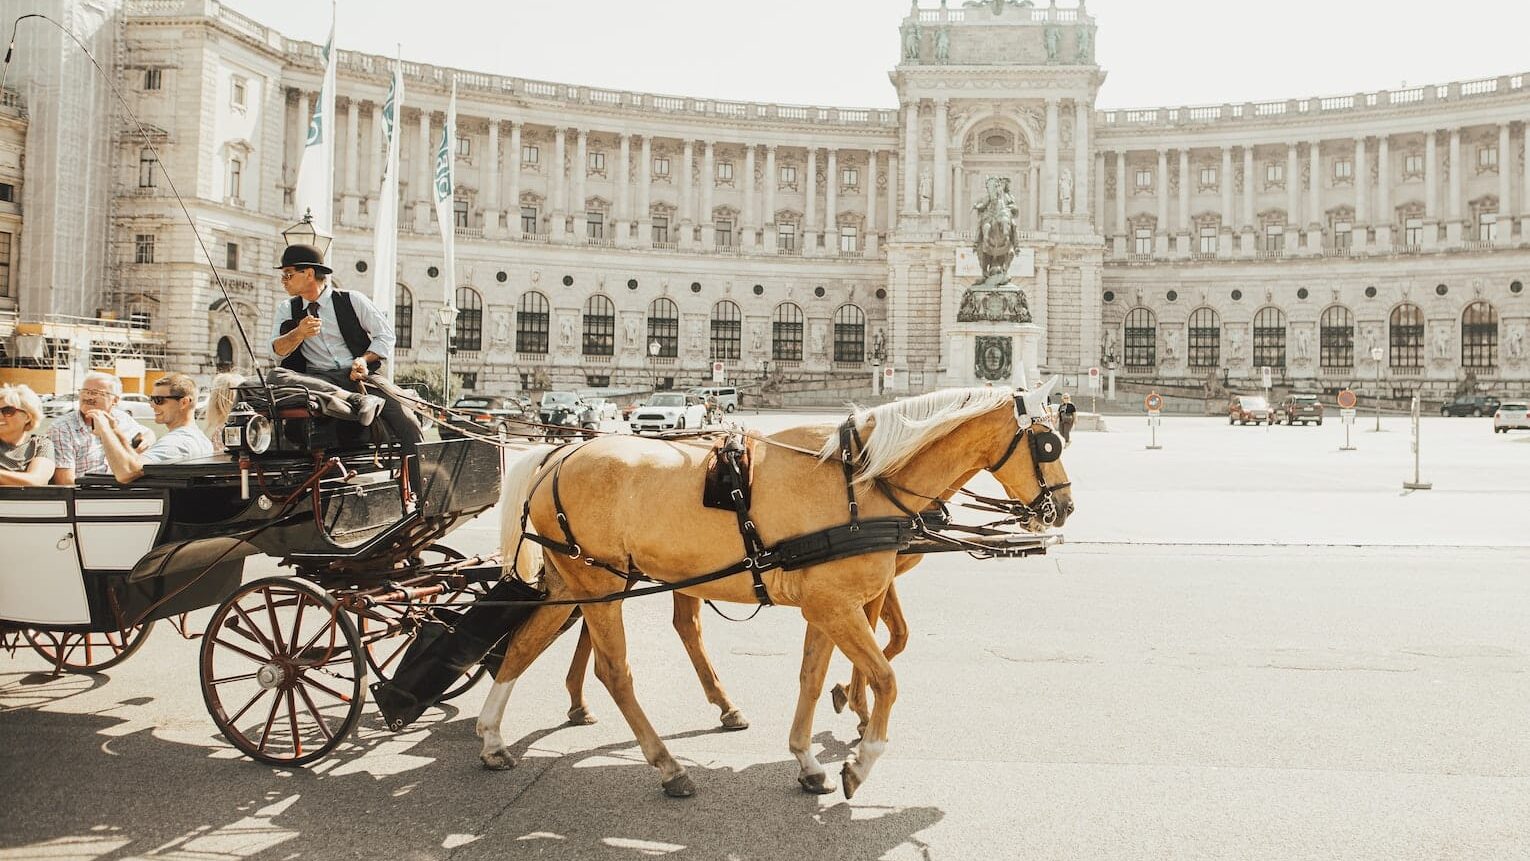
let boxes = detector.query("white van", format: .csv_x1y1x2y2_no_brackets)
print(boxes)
691,386,739,413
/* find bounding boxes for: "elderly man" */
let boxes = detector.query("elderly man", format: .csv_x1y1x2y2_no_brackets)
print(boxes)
47,371,156,485
91,373,212,483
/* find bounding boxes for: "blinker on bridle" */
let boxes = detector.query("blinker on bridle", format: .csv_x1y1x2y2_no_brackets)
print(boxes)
987,394,1069,526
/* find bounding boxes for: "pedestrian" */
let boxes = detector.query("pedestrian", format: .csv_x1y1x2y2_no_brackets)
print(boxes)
1057,392,1077,446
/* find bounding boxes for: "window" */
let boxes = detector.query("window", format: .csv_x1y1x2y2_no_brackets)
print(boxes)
1133,227,1152,255
841,167,858,188
453,287,483,351
1198,225,1218,254
839,226,858,254
772,302,804,361
456,135,471,158
1199,166,1217,188
225,242,239,270
1134,168,1152,189
586,211,605,240
1478,145,1498,170
711,300,742,361
516,291,550,354
1404,153,1423,176
647,297,678,357
0,231,10,298
0,183,14,202
588,151,605,172
227,158,242,200
230,76,246,109
457,372,478,390
1124,308,1156,368
1264,224,1284,253
139,148,157,188
1478,213,1498,242
833,304,866,363
453,199,469,228
1333,158,1352,181
715,218,733,247
1404,217,1423,246
134,234,155,264
653,157,670,177
521,144,539,165
520,206,538,235
777,222,797,251
1265,162,1284,184
585,374,610,388
1461,301,1498,368
582,294,615,356
652,215,670,244
1319,305,1353,369
1253,306,1287,369
717,162,734,182
1332,221,1352,249
779,165,796,185
1389,303,1424,368
1187,307,1220,368
143,68,161,90
395,284,414,350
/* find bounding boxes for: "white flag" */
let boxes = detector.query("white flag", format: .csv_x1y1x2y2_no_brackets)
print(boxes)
433,78,457,314
292,5,337,235
370,56,402,342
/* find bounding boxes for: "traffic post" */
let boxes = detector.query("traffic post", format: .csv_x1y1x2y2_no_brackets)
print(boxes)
1336,388,1357,451
1087,366,1101,413
711,361,724,383
1261,366,1272,432
1145,391,1163,450
1403,394,1432,490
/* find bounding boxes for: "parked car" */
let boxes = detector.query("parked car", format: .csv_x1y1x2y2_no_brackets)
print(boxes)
1440,394,1501,417
1228,395,1272,425
538,391,585,423
1492,401,1530,433
118,393,156,421
583,398,620,422
43,393,79,418
630,392,707,434
441,395,533,439
688,385,739,413
1276,393,1324,426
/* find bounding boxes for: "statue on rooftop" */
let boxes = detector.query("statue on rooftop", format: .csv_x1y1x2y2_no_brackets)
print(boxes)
935,27,950,63
1044,25,1061,62
901,18,922,61
1075,25,1093,62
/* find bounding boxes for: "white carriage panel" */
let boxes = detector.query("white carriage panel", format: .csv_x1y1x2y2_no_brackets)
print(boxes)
77,522,162,571
0,523,89,625
0,499,68,518
76,498,164,518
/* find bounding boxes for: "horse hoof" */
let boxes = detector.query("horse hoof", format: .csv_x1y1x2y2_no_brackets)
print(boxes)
840,763,863,800
719,709,750,731
479,748,517,771
661,773,696,798
567,706,597,726
798,772,836,795
830,683,848,714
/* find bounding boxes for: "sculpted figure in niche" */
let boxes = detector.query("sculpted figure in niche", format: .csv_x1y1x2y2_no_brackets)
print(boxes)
934,27,950,63
492,312,511,344
918,169,933,213
1295,326,1312,360
751,324,763,353
559,316,574,347
810,324,827,356
1164,329,1180,359
1058,167,1074,213
1433,326,1450,359
1227,327,1243,358
1506,324,1525,360
624,315,639,350
1044,26,1061,62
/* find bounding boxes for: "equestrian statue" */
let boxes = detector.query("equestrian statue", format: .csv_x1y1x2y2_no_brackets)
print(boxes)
958,175,1032,323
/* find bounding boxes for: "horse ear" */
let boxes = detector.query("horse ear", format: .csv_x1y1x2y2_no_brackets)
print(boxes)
1022,377,1058,418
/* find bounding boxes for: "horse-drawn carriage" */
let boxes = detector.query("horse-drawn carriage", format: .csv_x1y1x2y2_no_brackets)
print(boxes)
0,383,504,765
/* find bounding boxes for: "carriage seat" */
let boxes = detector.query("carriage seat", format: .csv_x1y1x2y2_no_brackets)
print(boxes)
228,381,385,454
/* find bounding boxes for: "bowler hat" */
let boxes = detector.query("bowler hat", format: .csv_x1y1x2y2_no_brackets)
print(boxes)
274,243,333,274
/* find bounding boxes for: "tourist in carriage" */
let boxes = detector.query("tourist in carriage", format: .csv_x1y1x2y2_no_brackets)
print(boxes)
202,371,244,454
0,383,56,486
89,373,213,483
46,370,156,485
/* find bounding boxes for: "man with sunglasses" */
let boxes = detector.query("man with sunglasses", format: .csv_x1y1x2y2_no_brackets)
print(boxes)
46,371,156,485
89,373,212,483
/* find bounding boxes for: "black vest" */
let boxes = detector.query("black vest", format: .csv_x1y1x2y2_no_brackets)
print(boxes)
278,290,381,374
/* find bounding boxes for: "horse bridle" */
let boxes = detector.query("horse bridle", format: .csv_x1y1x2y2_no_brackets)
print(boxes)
983,395,1071,527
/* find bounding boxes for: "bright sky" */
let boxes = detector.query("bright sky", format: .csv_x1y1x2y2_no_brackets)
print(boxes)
223,0,1530,110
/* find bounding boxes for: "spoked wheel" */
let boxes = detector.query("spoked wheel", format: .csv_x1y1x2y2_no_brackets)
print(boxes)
24,622,154,674
200,577,366,767
358,544,490,703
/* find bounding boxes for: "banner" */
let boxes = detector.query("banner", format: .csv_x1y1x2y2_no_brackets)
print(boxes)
292,5,337,235
433,78,457,317
370,56,402,342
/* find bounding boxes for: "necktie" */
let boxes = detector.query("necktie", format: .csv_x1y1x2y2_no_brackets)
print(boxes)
306,301,321,319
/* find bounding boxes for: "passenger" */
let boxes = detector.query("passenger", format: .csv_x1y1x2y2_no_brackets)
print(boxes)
47,370,155,485
202,371,245,454
90,373,213,483
0,383,56,487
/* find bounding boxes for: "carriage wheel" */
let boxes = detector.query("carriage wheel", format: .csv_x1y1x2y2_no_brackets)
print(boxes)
200,577,366,767
24,622,154,674
358,544,490,703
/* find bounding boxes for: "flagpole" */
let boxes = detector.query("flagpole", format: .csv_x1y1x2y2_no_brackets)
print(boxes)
371,45,402,376
433,76,458,403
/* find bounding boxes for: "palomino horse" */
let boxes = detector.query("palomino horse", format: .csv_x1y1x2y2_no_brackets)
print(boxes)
475,385,1072,798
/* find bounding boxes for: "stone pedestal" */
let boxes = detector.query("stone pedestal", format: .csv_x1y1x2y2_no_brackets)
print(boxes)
944,321,1045,389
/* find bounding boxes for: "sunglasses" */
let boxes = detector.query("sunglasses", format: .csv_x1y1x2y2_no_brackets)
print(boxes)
0,405,20,417
79,388,116,401
149,394,187,405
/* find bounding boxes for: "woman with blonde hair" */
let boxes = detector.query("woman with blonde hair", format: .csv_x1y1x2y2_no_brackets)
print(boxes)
203,372,245,453
0,383,57,486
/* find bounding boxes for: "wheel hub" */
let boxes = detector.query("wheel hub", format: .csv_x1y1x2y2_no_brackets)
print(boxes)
256,662,287,690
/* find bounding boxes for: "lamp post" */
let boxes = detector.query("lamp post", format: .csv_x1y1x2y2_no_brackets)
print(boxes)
437,304,459,404
1371,346,1385,431
280,209,333,257
648,339,661,392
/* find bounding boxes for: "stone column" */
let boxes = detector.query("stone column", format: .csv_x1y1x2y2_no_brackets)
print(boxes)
1074,100,1090,218
1114,151,1127,255
1220,146,1234,252
415,109,432,232
1306,140,1322,253
763,145,777,237
342,98,360,227
679,138,694,248
701,140,716,248
1044,99,1060,215
1154,147,1168,254
1241,145,1255,256
1094,151,1106,235
1354,137,1368,231
1423,130,1437,247
637,135,652,244
1177,147,1190,255
886,151,899,229
933,99,949,216
825,148,838,251
508,122,523,236
1285,142,1299,242
614,132,630,244
951,159,964,228
804,147,818,254
864,149,878,254
483,119,501,236
367,101,384,226
902,103,919,216
574,130,589,240
1446,127,1462,244
551,128,567,241
1497,123,1512,235
1376,134,1392,249
1522,120,1530,222
742,144,757,249
1028,164,1040,230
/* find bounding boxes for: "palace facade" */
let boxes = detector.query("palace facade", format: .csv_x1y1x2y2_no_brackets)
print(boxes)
4,0,1529,401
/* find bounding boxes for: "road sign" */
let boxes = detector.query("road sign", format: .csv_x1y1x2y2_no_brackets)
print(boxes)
1144,391,1163,411
711,361,724,382
1260,366,1272,389
1339,407,1357,451
1336,389,1357,409
882,366,895,384
1087,367,1101,393
1088,366,1100,379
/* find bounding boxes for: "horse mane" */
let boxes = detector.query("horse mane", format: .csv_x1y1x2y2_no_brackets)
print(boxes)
817,386,1014,486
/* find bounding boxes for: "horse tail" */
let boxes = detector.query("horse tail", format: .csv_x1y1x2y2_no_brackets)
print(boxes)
498,444,555,581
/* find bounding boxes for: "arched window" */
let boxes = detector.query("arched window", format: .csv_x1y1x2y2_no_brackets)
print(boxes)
215,336,234,369
453,286,483,351
582,294,615,356
1389,303,1423,368
1252,306,1287,369
711,300,741,361
834,304,866,363
1187,307,1220,368
1124,307,1156,368
772,302,804,361
1461,301,1498,368
515,291,549,354
646,297,678,358
394,284,414,350
1319,304,1353,369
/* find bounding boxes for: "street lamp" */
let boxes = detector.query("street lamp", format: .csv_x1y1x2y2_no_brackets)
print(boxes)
280,209,333,257
648,339,661,392
1371,346,1385,431
437,304,459,404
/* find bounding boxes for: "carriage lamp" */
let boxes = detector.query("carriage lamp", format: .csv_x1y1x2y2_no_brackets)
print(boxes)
223,402,274,457
280,210,333,257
